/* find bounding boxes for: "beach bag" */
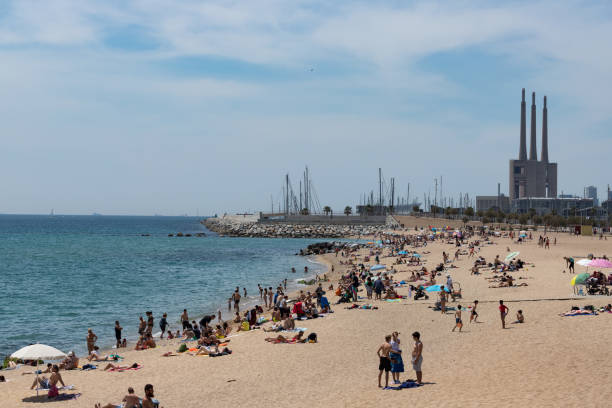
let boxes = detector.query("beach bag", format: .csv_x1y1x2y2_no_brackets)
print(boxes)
178,344,187,353
307,333,317,343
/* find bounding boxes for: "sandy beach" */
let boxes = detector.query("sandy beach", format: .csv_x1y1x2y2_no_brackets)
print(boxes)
2,230,612,407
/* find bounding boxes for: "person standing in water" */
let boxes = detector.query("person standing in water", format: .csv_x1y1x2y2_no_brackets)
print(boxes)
114,321,122,348
87,328,98,354
159,313,168,339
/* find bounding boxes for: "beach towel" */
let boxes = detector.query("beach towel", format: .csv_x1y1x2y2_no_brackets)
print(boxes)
81,364,97,371
385,299,402,302
384,381,422,390
36,385,75,392
561,311,598,316
283,328,308,332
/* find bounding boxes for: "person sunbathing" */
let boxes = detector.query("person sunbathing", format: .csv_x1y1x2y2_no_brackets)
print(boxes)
103,362,139,371
88,346,109,361
265,331,305,343
384,287,400,299
95,387,141,408
59,351,79,370
134,336,147,350
30,365,64,397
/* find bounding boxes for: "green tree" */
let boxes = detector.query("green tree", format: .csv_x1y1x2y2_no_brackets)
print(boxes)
518,214,529,226
464,207,474,217
412,205,420,214
344,206,352,216
300,208,310,215
323,206,332,216
365,204,374,216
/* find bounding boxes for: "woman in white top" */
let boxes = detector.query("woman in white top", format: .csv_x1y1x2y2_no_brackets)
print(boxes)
389,331,404,384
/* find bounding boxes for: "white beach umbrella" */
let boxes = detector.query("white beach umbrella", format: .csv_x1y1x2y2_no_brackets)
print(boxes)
11,344,67,361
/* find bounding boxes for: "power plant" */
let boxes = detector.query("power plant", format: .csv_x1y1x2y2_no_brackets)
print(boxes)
508,89,558,199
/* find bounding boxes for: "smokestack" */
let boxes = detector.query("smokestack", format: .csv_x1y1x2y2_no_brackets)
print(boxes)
541,96,548,162
529,92,537,160
519,88,527,160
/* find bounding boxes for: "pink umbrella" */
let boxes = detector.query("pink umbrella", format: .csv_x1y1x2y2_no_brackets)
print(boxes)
588,258,612,268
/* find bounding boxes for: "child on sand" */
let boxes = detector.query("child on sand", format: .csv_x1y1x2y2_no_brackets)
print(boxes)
470,300,479,323
499,300,509,329
512,310,525,324
452,306,463,332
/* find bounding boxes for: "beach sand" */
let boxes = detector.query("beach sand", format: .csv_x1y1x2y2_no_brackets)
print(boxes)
2,231,612,407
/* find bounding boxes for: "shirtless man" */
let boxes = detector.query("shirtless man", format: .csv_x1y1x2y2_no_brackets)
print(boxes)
141,384,158,408
377,335,393,388
233,289,241,313
95,387,141,408
181,309,189,330
412,331,423,384
31,364,64,396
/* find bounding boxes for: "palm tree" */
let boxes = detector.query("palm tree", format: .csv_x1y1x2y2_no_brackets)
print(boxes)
344,206,352,216
300,208,309,215
412,205,420,214
365,204,374,216
323,206,332,216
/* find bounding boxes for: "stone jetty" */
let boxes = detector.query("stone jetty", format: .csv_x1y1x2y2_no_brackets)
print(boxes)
204,215,389,238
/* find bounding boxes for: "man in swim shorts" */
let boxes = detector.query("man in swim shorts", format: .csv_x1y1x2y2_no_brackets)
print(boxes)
377,335,392,388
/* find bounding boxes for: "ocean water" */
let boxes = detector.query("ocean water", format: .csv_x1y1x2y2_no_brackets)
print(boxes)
0,215,327,358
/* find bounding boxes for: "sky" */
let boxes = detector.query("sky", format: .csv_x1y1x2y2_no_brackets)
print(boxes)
1,0,612,215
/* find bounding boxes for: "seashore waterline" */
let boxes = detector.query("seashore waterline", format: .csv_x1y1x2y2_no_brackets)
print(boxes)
0,215,328,358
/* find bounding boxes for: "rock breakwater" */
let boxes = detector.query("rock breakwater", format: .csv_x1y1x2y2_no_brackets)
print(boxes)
204,217,387,238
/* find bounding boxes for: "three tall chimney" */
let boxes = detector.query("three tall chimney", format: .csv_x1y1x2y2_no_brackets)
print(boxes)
529,92,537,160
519,88,527,160
541,96,548,163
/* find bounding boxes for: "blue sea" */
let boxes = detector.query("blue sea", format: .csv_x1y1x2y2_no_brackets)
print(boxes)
0,215,327,358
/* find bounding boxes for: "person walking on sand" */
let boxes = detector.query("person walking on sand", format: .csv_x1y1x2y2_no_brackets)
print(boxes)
499,300,509,329
114,321,122,348
411,332,423,384
87,328,98,353
470,300,479,323
377,335,393,388
452,305,463,332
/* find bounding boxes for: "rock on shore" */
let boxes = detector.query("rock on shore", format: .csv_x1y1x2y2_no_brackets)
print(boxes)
204,216,388,238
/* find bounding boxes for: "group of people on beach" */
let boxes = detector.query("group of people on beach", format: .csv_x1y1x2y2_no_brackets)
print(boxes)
377,331,423,388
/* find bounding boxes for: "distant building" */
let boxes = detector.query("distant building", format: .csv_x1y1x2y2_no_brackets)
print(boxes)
476,195,511,213
512,197,594,216
509,89,557,199
585,185,598,206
